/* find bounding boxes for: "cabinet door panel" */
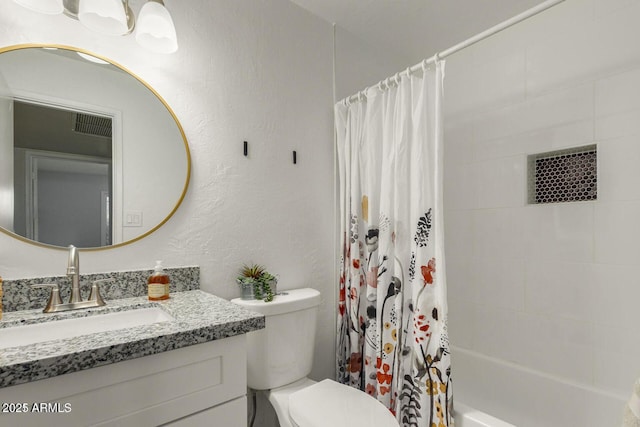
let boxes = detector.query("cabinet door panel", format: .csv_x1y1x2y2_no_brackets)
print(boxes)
164,396,247,427
0,335,247,427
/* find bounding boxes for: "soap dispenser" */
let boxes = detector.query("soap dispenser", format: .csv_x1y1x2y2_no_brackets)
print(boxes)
148,261,170,301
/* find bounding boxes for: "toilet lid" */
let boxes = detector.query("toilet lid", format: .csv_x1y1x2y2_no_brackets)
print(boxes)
288,379,399,427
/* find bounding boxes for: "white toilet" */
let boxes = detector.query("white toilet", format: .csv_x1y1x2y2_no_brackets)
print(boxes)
232,288,399,427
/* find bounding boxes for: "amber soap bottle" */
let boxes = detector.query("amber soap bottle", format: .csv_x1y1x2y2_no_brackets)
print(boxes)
148,261,170,301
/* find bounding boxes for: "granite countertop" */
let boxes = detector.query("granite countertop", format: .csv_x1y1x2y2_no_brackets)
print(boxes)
0,290,264,389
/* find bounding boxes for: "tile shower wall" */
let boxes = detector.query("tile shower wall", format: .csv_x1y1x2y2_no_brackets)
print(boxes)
443,0,640,425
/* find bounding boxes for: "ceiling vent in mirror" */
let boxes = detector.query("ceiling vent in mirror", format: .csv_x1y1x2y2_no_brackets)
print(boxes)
527,145,597,204
72,112,112,138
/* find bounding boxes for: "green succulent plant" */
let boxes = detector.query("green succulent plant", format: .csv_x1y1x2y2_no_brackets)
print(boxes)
237,264,277,302
239,264,266,279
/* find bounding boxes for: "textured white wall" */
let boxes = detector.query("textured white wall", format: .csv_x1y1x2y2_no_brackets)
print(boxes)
0,0,337,409
0,2,407,426
444,0,640,425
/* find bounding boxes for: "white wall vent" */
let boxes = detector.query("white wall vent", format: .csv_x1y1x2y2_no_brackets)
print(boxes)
527,145,597,204
73,113,112,138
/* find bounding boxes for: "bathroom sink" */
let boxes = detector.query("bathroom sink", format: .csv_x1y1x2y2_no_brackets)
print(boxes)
0,307,174,350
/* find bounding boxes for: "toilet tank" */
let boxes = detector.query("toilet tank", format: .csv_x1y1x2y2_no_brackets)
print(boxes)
231,288,321,390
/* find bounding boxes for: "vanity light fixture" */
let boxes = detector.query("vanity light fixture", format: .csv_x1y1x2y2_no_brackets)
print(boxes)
11,0,178,54
78,0,134,36
135,0,178,54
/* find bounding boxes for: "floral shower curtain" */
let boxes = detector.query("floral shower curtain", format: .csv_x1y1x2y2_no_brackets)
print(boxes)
335,60,453,427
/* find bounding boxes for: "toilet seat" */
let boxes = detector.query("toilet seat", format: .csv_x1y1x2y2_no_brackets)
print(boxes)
288,379,399,427
267,378,318,427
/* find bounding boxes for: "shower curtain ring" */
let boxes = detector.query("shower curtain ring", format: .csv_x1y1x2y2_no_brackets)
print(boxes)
422,59,429,71
394,72,401,85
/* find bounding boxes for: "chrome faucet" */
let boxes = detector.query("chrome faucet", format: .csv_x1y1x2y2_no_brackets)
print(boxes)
32,245,111,313
67,245,81,304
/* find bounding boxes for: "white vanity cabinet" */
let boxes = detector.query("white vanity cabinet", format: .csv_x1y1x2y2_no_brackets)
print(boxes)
0,334,247,426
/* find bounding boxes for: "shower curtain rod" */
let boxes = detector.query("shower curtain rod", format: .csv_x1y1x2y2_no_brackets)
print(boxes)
341,0,566,105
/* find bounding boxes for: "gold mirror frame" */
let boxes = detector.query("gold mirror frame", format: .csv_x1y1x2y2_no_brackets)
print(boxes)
0,44,191,251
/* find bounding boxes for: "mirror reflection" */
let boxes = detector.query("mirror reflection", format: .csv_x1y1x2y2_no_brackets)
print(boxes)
0,45,190,249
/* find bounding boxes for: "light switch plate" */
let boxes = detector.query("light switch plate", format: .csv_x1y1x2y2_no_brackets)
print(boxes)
124,211,143,227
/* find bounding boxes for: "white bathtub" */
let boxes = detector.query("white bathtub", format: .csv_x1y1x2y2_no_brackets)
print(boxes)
454,402,516,427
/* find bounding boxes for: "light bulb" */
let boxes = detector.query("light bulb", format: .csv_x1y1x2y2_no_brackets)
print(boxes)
135,1,178,54
78,0,131,36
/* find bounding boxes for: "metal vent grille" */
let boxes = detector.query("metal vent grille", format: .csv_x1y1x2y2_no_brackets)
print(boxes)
73,113,112,138
527,145,597,204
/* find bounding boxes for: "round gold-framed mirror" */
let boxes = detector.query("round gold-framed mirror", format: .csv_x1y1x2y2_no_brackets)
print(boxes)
0,44,191,250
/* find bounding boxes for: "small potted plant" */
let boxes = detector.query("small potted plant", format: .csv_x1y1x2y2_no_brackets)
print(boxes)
237,264,277,302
